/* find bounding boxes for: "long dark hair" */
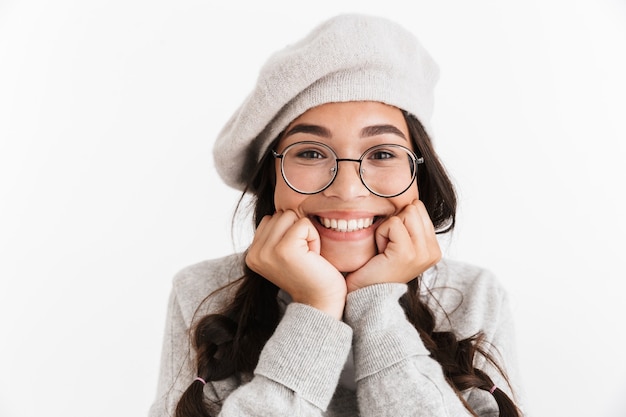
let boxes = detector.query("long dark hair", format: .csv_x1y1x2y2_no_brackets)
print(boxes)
175,112,522,417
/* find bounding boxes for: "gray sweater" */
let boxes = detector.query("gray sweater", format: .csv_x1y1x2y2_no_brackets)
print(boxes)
149,254,523,416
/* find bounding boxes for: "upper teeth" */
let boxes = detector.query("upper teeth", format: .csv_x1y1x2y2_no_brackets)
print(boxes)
320,217,374,232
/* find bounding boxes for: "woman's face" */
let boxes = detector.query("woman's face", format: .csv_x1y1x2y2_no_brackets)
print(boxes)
274,101,419,273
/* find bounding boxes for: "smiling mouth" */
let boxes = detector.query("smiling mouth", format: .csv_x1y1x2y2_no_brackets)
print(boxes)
317,216,378,232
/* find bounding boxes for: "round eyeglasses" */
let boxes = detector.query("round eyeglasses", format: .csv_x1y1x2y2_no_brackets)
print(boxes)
272,141,424,198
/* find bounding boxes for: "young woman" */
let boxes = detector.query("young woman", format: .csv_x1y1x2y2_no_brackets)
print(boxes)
150,13,524,417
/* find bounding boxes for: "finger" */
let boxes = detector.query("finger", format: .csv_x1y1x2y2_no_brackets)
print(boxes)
279,217,321,254
413,200,437,235
248,211,298,267
251,214,274,244
387,201,441,264
395,201,426,242
258,210,300,248
375,216,411,254
412,201,442,264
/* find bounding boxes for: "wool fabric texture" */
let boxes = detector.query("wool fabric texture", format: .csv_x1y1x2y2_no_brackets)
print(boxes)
149,254,524,416
213,13,440,191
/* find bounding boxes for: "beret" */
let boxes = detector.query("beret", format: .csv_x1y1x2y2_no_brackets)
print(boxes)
213,13,439,191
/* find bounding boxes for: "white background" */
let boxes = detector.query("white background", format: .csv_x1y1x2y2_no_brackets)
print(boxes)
1,0,625,416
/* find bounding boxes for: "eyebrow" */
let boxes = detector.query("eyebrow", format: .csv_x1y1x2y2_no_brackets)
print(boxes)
283,124,331,139
360,125,407,140
282,123,407,141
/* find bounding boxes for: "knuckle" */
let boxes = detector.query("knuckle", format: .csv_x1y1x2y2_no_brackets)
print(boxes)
245,251,260,270
282,210,298,222
413,199,426,210
406,204,420,215
387,216,403,227
295,217,311,228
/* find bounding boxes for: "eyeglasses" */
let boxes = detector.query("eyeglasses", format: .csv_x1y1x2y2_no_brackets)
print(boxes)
272,141,424,198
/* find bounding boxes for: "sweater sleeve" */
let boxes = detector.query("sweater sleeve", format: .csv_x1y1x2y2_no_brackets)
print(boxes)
149,289,352,417
344,283,474,417
220,303,353,415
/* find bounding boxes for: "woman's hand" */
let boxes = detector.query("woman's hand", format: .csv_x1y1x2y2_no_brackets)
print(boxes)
245,210,347,319
345,200,441,293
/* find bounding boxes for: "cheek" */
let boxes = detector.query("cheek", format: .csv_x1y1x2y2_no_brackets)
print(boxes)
410,182,420,200
273,164,289,210
274,178,306,212
391,182,420,210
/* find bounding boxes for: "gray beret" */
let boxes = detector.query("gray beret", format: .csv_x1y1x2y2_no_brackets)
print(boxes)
213,13,439,191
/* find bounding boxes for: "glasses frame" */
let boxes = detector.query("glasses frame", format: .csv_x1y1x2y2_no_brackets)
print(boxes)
272,141,424,198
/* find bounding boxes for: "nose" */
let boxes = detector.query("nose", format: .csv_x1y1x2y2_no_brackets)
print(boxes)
322,160,370,199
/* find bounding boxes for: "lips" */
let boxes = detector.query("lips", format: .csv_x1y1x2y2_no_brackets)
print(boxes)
317,216,377,232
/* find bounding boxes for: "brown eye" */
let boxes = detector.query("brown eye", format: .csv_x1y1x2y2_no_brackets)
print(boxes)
295,150,326,160
368,150,396,160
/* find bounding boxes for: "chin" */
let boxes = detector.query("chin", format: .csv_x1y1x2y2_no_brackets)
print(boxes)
321,246,375,274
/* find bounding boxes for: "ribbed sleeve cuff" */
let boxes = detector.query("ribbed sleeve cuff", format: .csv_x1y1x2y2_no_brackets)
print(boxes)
344,283,430,381
254,303,353,410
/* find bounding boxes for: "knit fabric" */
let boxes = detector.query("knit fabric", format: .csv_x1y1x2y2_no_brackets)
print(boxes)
149,254,524,416
213,14,439,191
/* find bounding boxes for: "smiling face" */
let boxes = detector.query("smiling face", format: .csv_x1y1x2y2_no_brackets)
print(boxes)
273,101,419,273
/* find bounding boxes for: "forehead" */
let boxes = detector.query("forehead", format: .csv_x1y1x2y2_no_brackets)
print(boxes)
280,101,410,145
286,101,406,129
